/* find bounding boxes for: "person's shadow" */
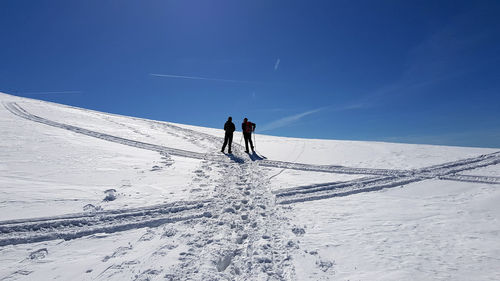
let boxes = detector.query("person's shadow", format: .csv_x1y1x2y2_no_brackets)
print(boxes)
248,151,267,161
223,151,267,163
224,153,245,163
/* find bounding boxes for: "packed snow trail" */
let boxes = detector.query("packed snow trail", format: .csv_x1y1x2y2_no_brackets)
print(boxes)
3,101,413,176
162,157,295,279
275,151,500,204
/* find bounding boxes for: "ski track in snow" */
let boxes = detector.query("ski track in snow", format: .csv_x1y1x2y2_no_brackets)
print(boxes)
98,110,241,154
0,200,211,247
1,100,499,256
275,152,500,204
438,174,500,185
3,102,413,176
3,102,210,160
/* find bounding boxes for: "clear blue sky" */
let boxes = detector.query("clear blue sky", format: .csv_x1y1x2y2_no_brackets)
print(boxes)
1,1,499,148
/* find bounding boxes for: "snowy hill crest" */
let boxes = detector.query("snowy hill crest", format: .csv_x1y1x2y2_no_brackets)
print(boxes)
1,93,499,280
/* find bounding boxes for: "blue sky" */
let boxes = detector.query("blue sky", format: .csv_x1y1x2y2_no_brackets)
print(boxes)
1,1,499,148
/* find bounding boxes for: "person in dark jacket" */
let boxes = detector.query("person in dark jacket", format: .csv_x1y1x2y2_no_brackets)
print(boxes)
221,116,235,153
241,117,256,153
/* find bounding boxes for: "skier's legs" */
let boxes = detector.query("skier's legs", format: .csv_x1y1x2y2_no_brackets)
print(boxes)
247,133,254,152
228,133,233,153
243,133,250,152
221,134,229,152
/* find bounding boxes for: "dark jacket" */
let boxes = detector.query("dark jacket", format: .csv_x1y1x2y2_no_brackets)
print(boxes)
242,121,256,134
224,121,235,134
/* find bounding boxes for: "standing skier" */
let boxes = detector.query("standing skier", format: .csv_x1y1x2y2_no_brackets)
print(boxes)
241,118,256,153
221,116,235,154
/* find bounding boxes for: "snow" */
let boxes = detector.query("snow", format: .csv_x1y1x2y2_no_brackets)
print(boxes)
0,92,499,280
291,180,500,280
0,99,208,220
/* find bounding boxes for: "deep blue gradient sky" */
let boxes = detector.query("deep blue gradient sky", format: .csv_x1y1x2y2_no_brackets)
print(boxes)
1,1,499,148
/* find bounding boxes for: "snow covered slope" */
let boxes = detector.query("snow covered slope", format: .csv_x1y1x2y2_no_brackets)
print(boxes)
1,92,499,280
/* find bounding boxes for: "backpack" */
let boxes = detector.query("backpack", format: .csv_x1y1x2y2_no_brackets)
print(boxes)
244,122,253,133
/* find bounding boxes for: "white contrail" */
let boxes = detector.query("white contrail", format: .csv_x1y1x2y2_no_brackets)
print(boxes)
259,107,325,132
16,91,83,95
274,58,280,71
150,73,256,84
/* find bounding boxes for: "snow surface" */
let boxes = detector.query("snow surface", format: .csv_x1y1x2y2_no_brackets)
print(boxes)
0,92,499,280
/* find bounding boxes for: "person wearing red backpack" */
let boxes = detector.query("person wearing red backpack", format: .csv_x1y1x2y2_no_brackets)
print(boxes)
241,118,256,153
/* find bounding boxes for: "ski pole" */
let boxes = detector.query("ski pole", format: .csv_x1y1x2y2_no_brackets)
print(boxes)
253,130,256,150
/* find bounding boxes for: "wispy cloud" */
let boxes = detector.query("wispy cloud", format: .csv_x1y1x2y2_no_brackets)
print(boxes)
259,107,325,132
251,108,287,113
333,102,371,111
257,102,367,132
274,58,280,71
15,91,83,95
150,73,256,84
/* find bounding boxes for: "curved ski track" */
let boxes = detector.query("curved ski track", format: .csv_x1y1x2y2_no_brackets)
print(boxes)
3,102,210,160
3,102,410,176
